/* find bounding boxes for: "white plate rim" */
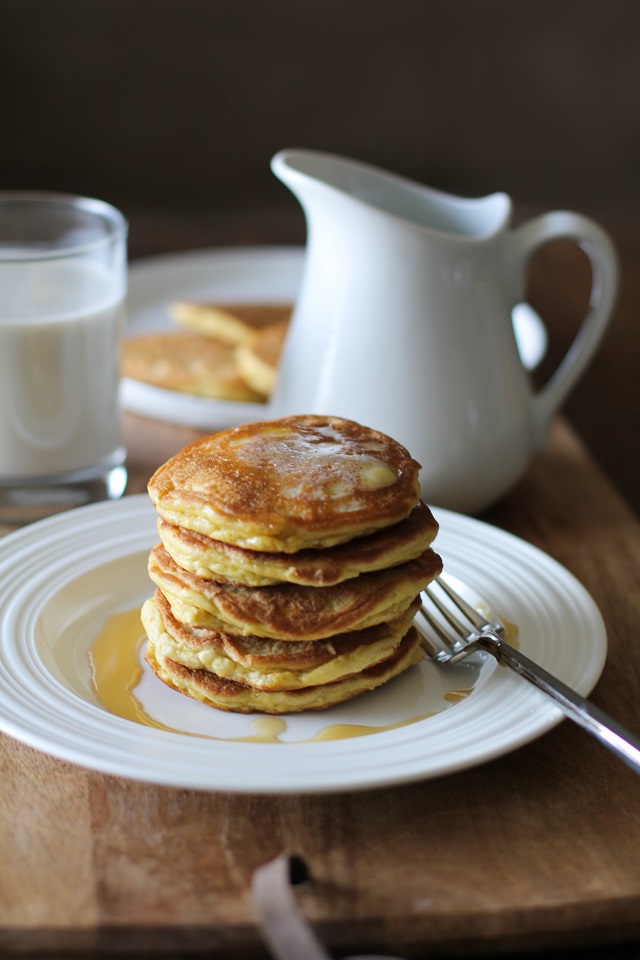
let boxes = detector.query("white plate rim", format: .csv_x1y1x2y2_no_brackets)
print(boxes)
0,495,606,794
122,246,548,429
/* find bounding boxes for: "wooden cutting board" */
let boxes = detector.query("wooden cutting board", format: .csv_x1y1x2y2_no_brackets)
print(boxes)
1,415,639,958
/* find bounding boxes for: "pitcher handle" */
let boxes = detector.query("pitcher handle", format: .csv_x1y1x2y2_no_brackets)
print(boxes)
510,211,618,448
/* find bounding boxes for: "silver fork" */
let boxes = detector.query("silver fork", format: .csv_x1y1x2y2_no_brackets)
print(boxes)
418,576,640,774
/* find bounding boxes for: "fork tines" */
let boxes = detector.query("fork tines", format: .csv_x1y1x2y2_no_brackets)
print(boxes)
417,576,500,663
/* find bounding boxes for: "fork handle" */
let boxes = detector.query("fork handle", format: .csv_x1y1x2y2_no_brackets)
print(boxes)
476,632,640,774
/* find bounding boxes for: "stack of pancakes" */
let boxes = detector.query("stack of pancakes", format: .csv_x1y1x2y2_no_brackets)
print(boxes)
142,414,442,714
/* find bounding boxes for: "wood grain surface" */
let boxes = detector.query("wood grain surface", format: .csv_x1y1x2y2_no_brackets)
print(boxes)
1,415,640,959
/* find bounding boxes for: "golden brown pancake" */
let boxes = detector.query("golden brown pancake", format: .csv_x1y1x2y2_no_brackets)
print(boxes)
170,301,292,345
157,501,438,587
122,332,266,401
149,543,441,640
145,625,424,714
148,415,423,552
143,590,420,690
234,318,288,396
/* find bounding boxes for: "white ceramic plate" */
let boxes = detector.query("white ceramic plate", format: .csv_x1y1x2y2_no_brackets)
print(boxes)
122,246,548,429
0,496,605,794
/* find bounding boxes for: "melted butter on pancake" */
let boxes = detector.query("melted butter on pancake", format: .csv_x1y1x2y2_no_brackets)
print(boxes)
359,461,397,491
226,427,397,510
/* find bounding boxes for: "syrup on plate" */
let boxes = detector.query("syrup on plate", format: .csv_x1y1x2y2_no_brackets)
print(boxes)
87,606,497,743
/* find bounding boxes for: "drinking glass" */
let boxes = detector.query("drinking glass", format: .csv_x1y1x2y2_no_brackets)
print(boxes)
0,192,128,523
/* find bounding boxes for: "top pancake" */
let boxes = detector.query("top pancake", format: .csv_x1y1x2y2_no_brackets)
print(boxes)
148,415,422,552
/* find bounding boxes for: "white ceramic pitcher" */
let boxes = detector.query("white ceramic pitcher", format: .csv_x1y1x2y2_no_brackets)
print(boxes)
269,149,618,514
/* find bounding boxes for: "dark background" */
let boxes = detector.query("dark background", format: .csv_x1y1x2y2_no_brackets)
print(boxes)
2,0,639,512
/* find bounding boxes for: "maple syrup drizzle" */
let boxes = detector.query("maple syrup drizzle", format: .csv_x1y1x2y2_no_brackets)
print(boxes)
88,608,176,733
501,616,520,648
444,689,470,703
88,607,473,743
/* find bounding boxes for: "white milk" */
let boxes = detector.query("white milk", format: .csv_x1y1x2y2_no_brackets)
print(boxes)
0,259,124,479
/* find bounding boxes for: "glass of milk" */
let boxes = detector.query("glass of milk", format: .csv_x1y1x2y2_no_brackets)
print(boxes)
0,193,128,522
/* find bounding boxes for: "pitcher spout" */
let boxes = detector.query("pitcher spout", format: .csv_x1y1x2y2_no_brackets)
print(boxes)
271,148,511,238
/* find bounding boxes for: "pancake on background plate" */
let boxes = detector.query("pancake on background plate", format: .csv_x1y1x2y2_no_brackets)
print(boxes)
121,331,266,401
142,414,441,714
234,318,289,396
170,301,292,346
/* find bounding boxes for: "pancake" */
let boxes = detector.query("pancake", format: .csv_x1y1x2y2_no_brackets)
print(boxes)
122,331,266,401
157,501,438,587
170,301,292,345
145,625,424,714
143,590,420,690
149,543,441,640
234,318,288,396
148,415,422,552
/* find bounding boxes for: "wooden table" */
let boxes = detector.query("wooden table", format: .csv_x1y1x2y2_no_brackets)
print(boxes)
1,410,640,959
